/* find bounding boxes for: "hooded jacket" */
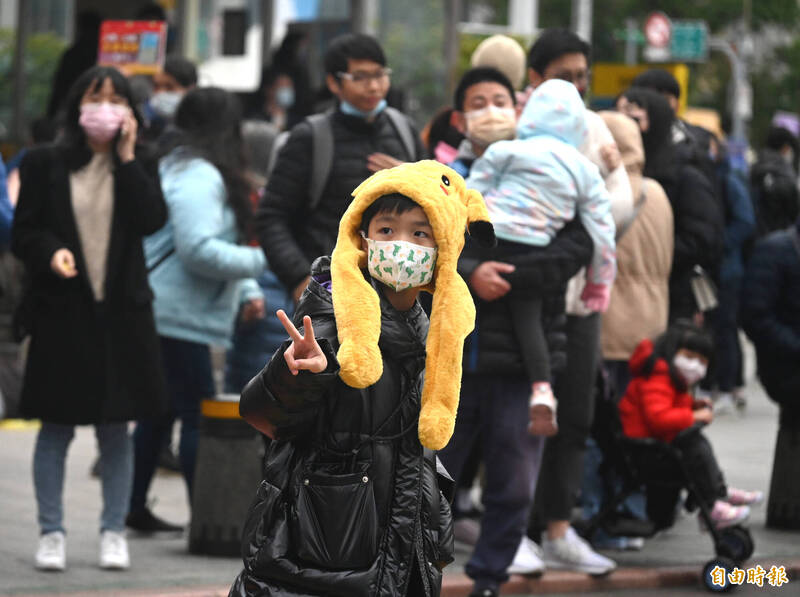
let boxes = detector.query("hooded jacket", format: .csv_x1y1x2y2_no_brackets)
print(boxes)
599,112,673,361
230,257,454,597
618,339,695,443
466,79,616,287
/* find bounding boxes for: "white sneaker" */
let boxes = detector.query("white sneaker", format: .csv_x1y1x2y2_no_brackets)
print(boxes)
99,530,130,570
714,393,736,415
507,536,545,576
35,531,66,571
542,527,617,576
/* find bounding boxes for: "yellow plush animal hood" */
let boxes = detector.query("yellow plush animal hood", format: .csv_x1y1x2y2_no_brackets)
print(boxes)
330,160,494,450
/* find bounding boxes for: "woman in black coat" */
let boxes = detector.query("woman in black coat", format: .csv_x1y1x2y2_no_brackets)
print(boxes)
12,66,168,571
618,88,724,321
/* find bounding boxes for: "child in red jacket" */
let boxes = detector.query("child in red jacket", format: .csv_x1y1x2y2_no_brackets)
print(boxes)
618,322,762,529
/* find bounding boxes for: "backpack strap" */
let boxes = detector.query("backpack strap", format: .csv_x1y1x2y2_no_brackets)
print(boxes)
384,106,417,162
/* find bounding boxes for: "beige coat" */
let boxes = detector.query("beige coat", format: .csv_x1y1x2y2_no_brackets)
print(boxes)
599,111,674,361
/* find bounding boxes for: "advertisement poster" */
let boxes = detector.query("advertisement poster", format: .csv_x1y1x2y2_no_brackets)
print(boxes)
97,20,167,75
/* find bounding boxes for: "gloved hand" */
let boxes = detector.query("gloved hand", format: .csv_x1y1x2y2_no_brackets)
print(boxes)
581,282,611,312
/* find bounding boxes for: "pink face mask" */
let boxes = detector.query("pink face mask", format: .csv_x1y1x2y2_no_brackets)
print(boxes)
79,102,129,143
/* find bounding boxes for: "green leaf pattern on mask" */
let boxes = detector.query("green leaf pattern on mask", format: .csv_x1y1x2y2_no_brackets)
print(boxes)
367,239,437,291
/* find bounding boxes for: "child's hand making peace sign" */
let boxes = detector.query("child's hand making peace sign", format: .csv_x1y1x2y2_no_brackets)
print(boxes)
276,309,328,375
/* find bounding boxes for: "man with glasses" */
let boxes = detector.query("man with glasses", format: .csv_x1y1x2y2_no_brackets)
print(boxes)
256,33,422,302
512,28,634,580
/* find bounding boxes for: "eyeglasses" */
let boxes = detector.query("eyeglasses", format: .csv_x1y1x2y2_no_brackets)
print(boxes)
336,68,393,85
552,70,590,86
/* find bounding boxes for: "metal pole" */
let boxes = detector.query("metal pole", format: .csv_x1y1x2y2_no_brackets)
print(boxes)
509,0,537,36
571,0,593,43
11,0,30,144
624,18,637,65
350,0,378,35
443,0,462,102
261,0,274,65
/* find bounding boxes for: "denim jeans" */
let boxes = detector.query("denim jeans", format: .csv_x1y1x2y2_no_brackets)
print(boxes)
130,336,214,512
438,374,543,590
34,422,132,534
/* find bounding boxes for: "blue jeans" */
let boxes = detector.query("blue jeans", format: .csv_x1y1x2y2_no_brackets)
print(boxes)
130,336,214,512
438,374,543,590
34,422,132,534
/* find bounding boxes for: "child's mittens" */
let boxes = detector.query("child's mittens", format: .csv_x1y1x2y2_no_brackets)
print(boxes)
581,281,611,313
337,339,383,388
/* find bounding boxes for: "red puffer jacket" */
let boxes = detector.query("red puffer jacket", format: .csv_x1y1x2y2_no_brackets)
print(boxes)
618,339,695,443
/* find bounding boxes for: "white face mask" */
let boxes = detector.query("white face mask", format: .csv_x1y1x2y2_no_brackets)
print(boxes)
150,91,184,119
364,236,438,292
464,105,517,147
673,354,708,387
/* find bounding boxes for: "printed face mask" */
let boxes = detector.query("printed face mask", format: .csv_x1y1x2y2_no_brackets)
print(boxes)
79,102,129,143
275,86,295,109
673,354,708,387
364,236,437,292
150,91,183,119
464,105,516,147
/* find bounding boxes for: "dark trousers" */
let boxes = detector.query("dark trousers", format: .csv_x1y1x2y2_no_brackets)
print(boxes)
709,276,743,392
509,297,550,383
672,430,727,509
130,336,215,512
438,374,543,590
534,313,600,524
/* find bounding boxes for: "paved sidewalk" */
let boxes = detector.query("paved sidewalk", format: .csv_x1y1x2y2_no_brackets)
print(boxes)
1,345,798,596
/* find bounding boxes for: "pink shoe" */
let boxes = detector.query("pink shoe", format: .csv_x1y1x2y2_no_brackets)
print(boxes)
707,500,750,530
725,487,764,506
528,383,558,437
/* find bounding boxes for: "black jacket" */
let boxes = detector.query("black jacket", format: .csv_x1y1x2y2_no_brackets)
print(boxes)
457,220,593,378
657,163,724,320
750,149,800,236
11,145,168,424
256,110,424,291
740,227,800,427
230,257,454,597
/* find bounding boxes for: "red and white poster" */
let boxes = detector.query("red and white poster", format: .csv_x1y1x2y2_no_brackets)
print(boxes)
97,20,167,75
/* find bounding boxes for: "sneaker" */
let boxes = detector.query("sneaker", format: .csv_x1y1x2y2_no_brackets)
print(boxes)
454,517,481,550
99,530,129,569
125,507,183,533
725,487,764,506
542,527,617,576
733,388,747,411
35,531,66,571
713,393,736,415
708,500,750,530
528,382,558,437
507,536,545,576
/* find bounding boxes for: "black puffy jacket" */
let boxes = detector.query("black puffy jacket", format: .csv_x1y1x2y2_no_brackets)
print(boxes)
256,110,423,291
457,220,593,378
741,227,800,427
657,163,724,320
230,257,454,597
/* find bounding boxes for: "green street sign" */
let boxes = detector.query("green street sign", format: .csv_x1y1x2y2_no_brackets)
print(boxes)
670,20,708,62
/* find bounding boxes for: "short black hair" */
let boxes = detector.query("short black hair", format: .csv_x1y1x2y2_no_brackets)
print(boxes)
164,56,198,88
324,33,386,78
630,69,681,99
360,193,420,232
453,67,516,112
765,126,799,153
527,28,590,75
641,320,714,392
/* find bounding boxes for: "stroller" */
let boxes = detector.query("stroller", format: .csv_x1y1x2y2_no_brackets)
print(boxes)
577,370,754,593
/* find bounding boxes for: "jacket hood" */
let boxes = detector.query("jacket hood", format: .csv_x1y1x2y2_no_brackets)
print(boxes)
600,110,644,201
628,338,656,375
516,79,587,147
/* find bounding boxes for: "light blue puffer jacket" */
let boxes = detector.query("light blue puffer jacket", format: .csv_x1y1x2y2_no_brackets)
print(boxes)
145,153,265,348
466,79,616,286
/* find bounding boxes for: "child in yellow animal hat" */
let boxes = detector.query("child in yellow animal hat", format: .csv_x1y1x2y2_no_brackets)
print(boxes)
231,160,494,597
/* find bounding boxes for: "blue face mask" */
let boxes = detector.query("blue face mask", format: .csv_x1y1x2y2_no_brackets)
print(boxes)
340,98,387,120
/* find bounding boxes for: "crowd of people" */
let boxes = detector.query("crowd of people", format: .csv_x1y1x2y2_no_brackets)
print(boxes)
1,19,799,597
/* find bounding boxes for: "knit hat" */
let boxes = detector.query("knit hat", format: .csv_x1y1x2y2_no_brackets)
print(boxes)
471,34,527,90
330,160,495,450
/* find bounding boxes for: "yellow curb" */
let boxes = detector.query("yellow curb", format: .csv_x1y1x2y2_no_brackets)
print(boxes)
0,418,40,430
